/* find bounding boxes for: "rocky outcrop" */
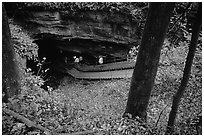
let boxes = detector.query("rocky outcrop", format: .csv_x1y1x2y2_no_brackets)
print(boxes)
6,4,142,65
16,10,140,45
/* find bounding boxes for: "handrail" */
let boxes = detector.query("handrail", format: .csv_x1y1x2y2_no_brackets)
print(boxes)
66,67,134,79
54,60,135,79
74,60,136,72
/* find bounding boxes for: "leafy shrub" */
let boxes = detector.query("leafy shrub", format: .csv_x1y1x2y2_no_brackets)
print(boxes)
2,71,68,134
9,19,38,60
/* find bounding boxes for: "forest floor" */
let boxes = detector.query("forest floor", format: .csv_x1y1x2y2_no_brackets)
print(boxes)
2,42,202,135
3,21,202,135
51,64,201,135
49,40,202,134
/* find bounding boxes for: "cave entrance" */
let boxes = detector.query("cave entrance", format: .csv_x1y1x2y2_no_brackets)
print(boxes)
34,37,130,70
26,37,130,90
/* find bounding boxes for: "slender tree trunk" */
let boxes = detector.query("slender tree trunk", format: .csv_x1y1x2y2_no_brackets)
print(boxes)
166,3,202,134
123,3,175,120
2,4,20,102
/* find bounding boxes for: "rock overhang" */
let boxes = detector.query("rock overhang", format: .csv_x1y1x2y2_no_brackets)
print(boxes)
5,2,142,63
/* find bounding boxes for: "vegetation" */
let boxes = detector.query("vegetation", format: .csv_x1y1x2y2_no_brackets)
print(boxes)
5,2,148,17
2,2,202,135
9,19,38,60
166,3,202,134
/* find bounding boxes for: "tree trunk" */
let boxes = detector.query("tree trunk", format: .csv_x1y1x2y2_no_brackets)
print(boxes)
166,3,202,134
123,3,175,120
2,4,20,102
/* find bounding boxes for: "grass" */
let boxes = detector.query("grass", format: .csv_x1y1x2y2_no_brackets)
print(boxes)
3,24,202,134
56,77,130,134
3,55,201,135
45,67,201,135
44,43,201,135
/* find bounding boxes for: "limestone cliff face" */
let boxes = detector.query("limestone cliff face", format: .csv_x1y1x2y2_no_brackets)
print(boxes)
7,6,142,63
18,10,140,45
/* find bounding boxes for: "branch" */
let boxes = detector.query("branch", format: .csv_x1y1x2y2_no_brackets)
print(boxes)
3,108,101,135
155,104,169,127
57,130,98,135
168,2,192,34
3,108,53,135
3,108,104,135
140,5,149,11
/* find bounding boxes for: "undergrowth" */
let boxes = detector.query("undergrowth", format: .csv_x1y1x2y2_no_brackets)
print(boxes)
3,38,202,135
2,64,202,135
2,13,202,135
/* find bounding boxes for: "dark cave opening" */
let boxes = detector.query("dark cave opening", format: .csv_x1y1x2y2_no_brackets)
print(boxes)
33,37,130,69
26,37,130,90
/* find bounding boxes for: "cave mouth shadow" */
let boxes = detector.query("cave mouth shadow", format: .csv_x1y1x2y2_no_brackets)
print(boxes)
26,37,130,90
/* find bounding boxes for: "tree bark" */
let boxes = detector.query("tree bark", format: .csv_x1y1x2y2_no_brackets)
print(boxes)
166,3,202,134
123,3,175,120
2,4,20,102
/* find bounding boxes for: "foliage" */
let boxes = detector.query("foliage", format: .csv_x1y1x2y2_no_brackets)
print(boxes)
6,2,147,18
2,71,66,135
3,49,201,134
167,2,200,45
2,53,202,134
2,2,202,135
2,108,28,135
9,19,38,60
6,2,199,46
